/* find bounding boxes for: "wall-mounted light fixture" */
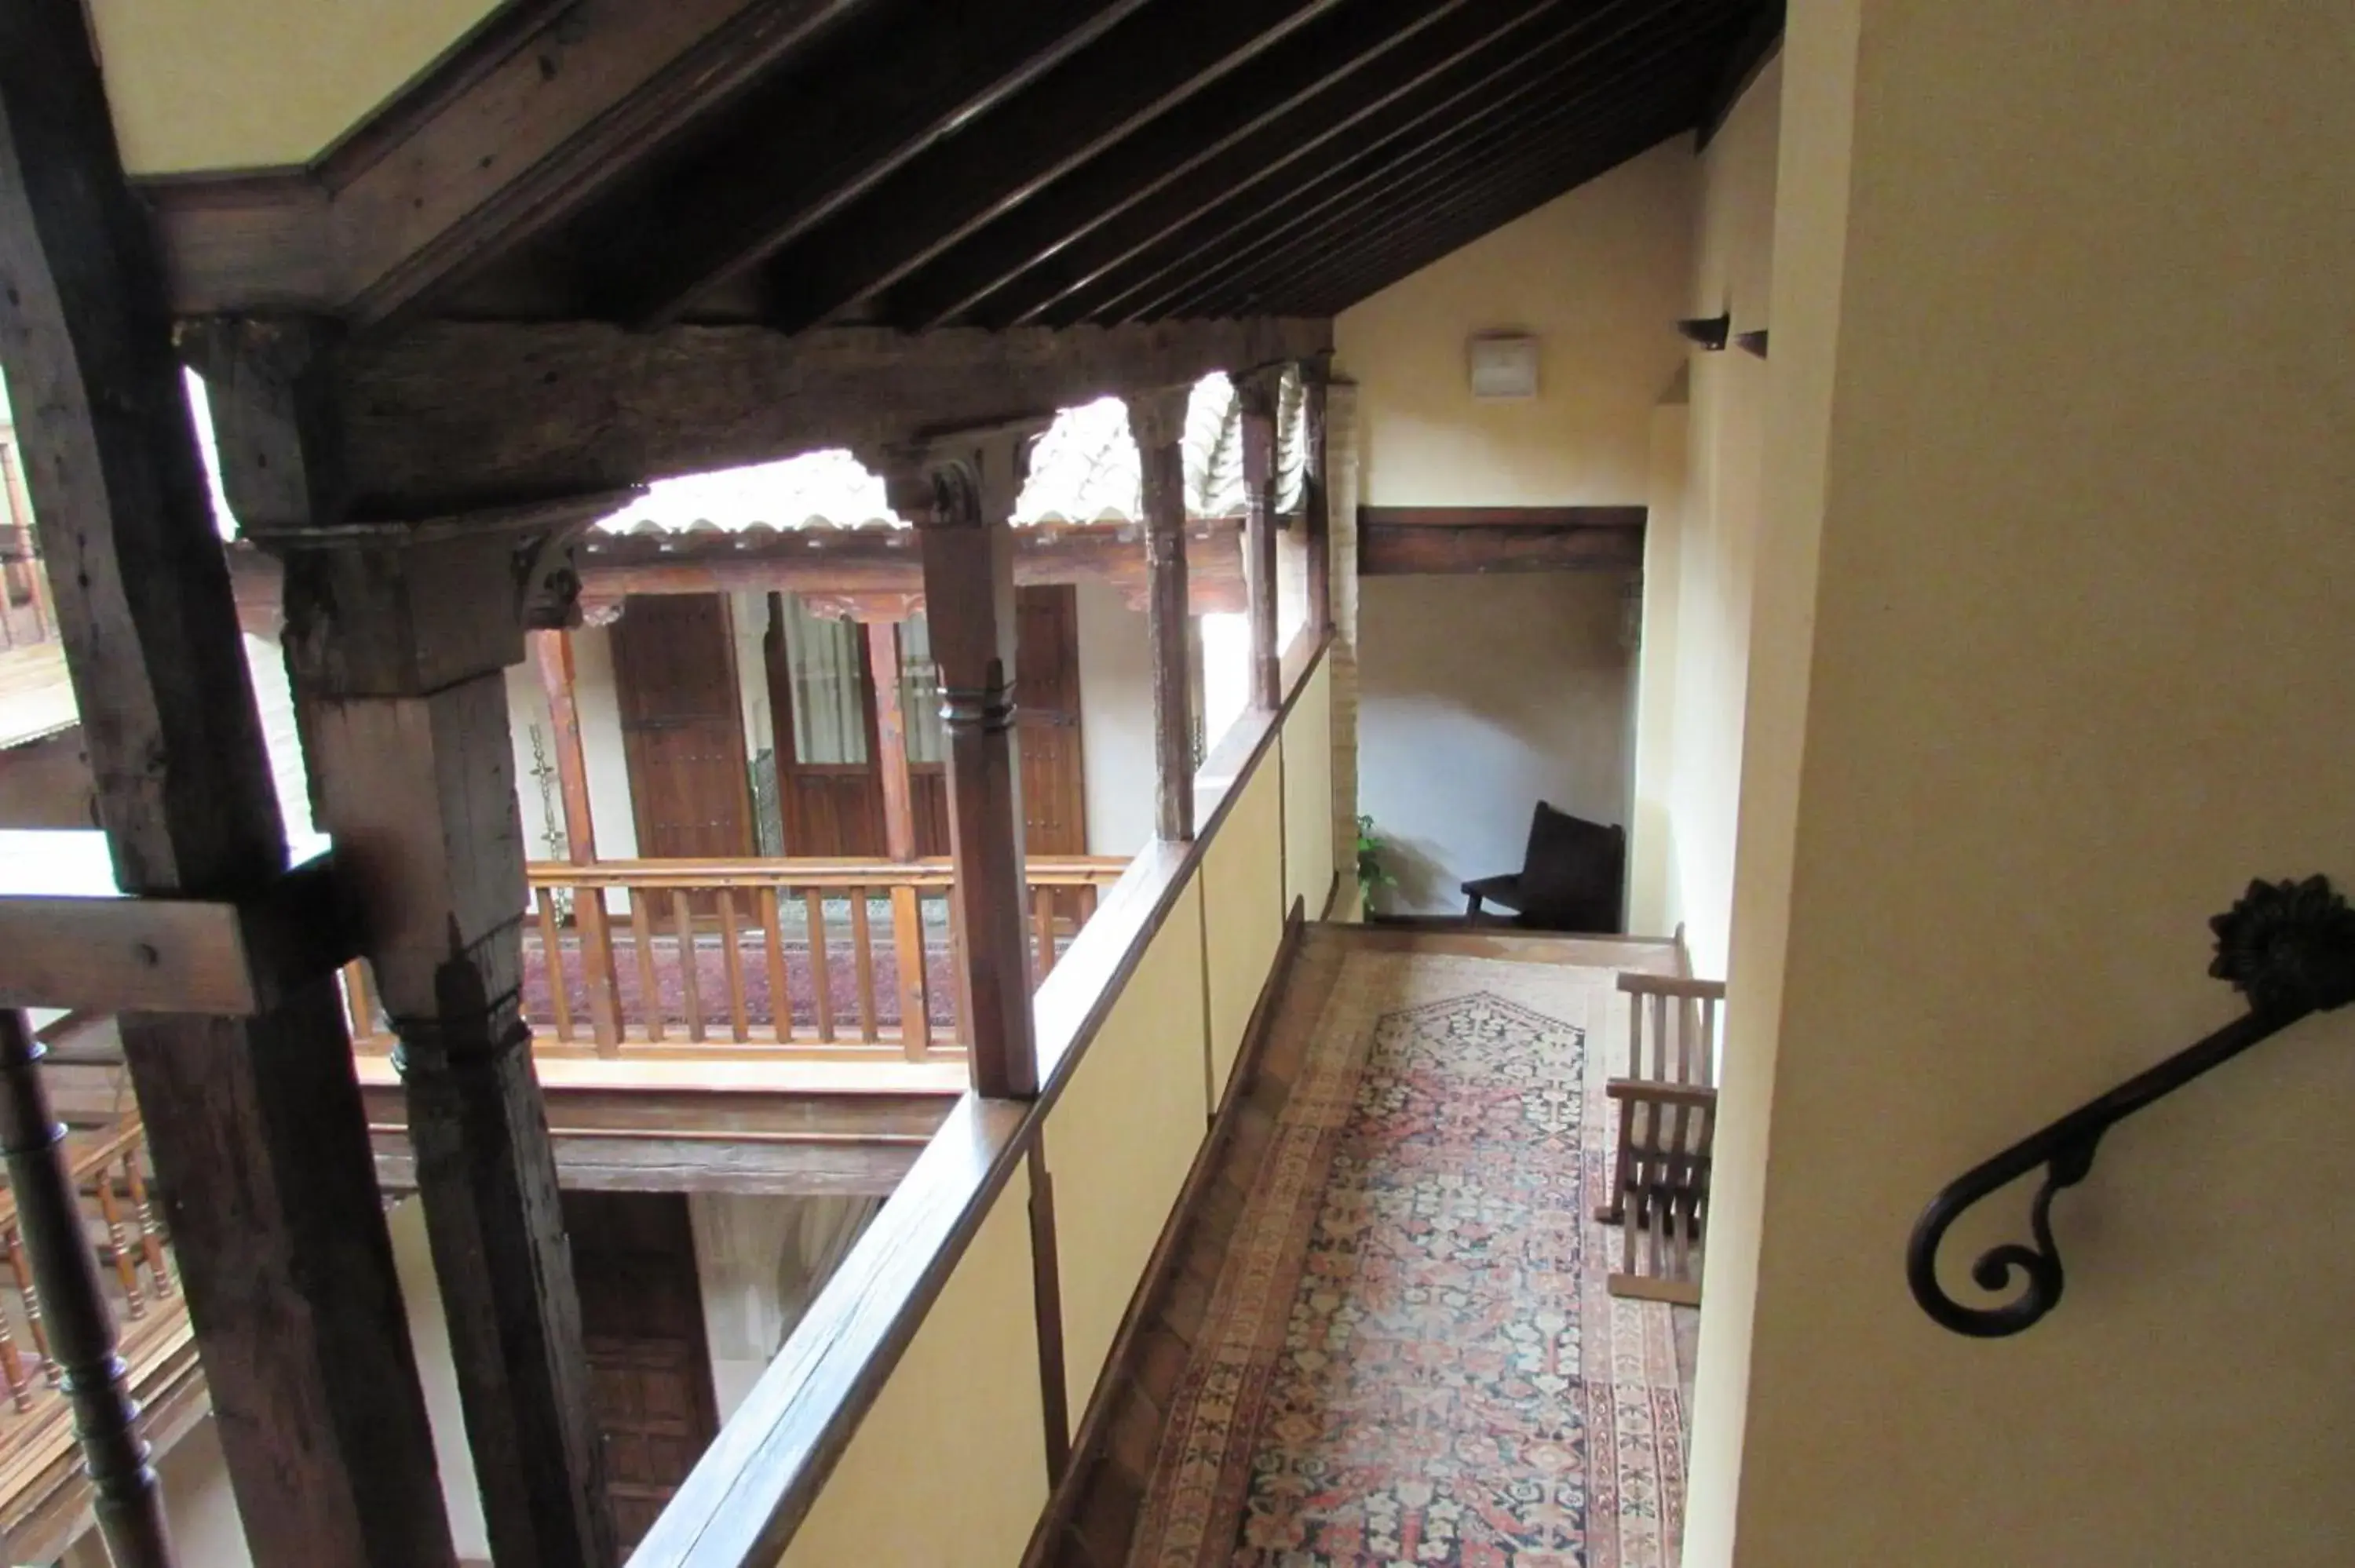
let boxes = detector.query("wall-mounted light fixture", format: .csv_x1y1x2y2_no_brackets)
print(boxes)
1675,312,1732,351
1735,329,1769,359
1467,333,1539,399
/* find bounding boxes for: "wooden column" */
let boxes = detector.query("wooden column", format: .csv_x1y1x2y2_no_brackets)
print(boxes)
277,527,618,1568
1302,355,1334,637
866,620,921,863
1127,388,1196,842
879,432,1040,1099
0,9,460,1567
532,629,622,1052
0,1012,173,1568
1233,368,1284,711
864,618,933,1058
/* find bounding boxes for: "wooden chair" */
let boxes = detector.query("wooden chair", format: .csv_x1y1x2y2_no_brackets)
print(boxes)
1597,972,1723,1306
1460,801,1626,933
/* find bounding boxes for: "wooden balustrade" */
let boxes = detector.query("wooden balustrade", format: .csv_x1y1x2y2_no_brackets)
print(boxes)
0,1117,176,1419
344,856,1127,1062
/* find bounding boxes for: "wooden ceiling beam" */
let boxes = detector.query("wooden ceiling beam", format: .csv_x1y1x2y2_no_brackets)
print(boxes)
884,0,1513,331
971,0,1600,329
144,0,857,324
1289,114,1692,314
319,316,1330,516
751,0,1350,337
1180,64,1701,319
1100,1,1746,323
582,0,1161,327
1356,506,1647,578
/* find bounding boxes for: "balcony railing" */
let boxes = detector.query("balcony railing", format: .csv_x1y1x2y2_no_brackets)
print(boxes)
342,855,1130,1062
0,1111,199,1563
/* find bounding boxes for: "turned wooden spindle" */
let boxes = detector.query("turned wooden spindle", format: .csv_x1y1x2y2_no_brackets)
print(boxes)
0,1011,174,1566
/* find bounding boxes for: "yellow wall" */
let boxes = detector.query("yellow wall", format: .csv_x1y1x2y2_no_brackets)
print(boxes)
1693,4,2355,1564
1045,877,1210,1422
778,1164,1047,1568
89,0,497,173
1627,57,1783,974
1200,758,1285,1098
1281,662,1335,919
1333,139,1696,506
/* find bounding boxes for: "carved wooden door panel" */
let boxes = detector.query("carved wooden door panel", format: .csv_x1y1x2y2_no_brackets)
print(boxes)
561,1191,722,1560
1016,585,1087,857
610,593,757,870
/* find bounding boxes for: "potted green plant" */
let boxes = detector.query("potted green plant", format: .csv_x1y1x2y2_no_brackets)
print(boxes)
1355,814,1397,913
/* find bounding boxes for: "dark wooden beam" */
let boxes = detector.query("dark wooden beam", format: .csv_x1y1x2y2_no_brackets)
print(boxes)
590,0,1175,326
1101,2,1734,323
1234,370,1283,712
1356,507,1647,577
228,518,1251,620
1126,388,1194,842
754,0,1347,334
1287,110,1689,315
1176,22,1727,318
949,0,1571,329
324,317,1331,516
882,432,1043,1100
141,0,857,323
0,7,462,1566
1696,0,1785,152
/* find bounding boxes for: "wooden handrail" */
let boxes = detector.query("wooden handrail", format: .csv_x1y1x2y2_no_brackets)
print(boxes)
526,855,1129,892
348,855,1133,1060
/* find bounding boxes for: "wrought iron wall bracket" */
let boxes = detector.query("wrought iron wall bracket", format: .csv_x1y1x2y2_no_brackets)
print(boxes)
1908,875,2355,1338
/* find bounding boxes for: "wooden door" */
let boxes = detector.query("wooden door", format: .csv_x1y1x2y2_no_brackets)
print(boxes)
1016,585,1088,856
561,1191,722,1559
610,594,757,864
763,593,886,857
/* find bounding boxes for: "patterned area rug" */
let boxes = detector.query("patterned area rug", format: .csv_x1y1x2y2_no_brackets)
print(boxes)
1130,949,1689,1567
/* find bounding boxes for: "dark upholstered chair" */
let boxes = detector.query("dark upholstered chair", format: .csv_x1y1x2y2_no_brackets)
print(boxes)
1460,802,1627,934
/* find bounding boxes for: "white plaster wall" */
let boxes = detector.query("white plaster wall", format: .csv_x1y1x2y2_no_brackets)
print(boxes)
1356,572,1635,916
1073,581,1156,858
689,1194,880,1422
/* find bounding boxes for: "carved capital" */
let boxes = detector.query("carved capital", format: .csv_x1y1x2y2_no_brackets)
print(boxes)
871,425,1039,531
1123,385,1192,454
514,525,587,632
1229,365,1285,423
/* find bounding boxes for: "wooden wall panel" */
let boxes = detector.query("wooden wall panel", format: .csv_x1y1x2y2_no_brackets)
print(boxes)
1042,876,1210,1424
776,1161,1046,1568
1200,758,1286,1099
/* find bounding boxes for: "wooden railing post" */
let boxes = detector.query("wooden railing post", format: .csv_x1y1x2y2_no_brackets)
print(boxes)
1127,387,1196,843
0,1012,173,1567
1233,367,1285,712
0,9,461,1565
533,629,623,1055
880,428,1044,1099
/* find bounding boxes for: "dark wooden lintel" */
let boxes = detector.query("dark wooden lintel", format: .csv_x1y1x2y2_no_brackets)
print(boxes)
322,317,1331,516
1356,505,1646,578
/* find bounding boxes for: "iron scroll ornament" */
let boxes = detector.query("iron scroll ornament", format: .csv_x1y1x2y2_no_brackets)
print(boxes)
1906,876,2355,1338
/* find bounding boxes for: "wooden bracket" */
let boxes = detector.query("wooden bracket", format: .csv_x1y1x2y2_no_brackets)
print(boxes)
0,832,359,1016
